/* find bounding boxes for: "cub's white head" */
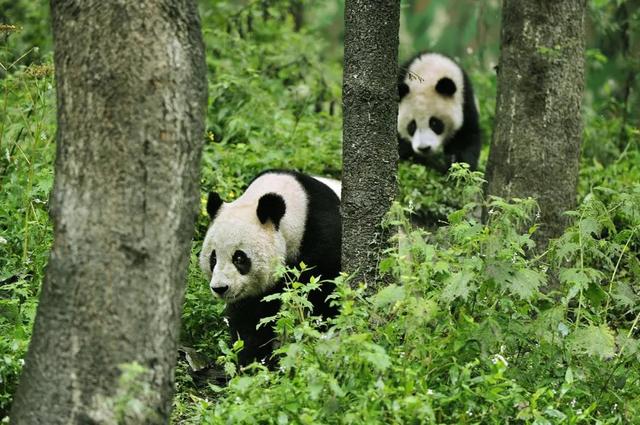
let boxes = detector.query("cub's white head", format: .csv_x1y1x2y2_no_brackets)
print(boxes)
398,53,465,156
199,191,288,302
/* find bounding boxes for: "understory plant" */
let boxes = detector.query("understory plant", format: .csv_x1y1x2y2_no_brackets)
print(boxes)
175,166,640,424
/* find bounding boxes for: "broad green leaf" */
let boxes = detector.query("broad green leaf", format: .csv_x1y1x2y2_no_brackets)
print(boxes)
360,343,391,372
570,324,616,359
505,268,545,300
371,284,405,308
579,217,601,237
440,270,474,302
559,268,590,300
612,282,637,308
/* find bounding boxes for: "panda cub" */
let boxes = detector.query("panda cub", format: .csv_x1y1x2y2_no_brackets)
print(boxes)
199,170,341,366
398,52,481,172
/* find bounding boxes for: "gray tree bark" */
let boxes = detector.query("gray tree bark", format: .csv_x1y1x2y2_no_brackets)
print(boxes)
10,1,207,423
342,0,399,288
485,0,586,249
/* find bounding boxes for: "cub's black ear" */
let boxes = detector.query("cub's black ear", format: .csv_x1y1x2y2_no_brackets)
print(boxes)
399,82,409,100
257,193,286,230
206,192,224,219
435,77,457,97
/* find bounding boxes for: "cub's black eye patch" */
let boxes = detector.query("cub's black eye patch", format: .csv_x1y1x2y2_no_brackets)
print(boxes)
232,250,251,275
210,250,217,271
435,77,456,96
407,120,417,137
398,82,409,100
429,117,444,135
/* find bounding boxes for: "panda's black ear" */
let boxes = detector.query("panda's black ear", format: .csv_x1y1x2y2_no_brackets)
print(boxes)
206,192,224,219
399,82,409,100
257,193,286,230
435,77,457,97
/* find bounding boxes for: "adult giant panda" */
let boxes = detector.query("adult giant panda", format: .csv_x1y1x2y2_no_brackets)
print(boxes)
398,52,481,172
199,170,341,367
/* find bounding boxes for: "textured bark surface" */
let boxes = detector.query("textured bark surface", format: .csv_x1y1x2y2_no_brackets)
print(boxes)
485,0,586,249
342,0,399,288
10,1,206,423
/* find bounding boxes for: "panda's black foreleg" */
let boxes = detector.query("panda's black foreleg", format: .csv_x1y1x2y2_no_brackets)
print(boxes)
226,295,281,368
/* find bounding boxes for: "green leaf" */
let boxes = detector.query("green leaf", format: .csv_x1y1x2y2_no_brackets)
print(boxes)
579,217,601,237
360,343,391,372
505,268,545,300
612,282,637,308
555,241,580,261
584,281,607,307
570,324,616,359
371,284,405,308
231,376,255,393
440,270,474,302
559,268,590,300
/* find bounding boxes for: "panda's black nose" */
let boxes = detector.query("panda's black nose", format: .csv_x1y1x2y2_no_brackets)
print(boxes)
419,146,431,153
211,285,228,295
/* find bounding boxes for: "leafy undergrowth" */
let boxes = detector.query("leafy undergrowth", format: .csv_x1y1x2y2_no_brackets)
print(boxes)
0,63,55,415
174,166,640,424
1,1,640,424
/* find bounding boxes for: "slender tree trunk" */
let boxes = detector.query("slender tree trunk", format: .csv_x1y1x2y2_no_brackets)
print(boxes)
342,0,399,288
485,0,586,249
290,0,304,32
10,1,207,423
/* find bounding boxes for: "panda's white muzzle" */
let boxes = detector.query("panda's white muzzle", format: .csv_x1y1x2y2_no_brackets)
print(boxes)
411,129,442,155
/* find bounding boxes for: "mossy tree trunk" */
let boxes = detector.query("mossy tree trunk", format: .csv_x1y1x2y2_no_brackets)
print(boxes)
341,0,399,288
10,1,207,423
485,0,586,249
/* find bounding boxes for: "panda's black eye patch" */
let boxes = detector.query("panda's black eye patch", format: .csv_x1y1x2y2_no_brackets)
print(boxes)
407,120,417,137
232,250,251,275
210,250,217,271
429,117,444,135
435,77,456,96
398,82,409,100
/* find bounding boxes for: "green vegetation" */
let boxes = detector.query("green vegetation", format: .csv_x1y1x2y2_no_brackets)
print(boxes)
1,0,639,423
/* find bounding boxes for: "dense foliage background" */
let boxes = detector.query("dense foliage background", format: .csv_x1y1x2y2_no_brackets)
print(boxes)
1,0,639,422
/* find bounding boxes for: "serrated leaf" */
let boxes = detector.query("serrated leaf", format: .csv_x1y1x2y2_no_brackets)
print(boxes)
616,332,639,358
378,257,395,274
559,268,590,286
231,376,255,393
579,217,601,237
584,281,607,307
434,261,449,274
559,268,590,300
612,282,637,308
360,343,391,371
486,261,511,287
440,270,474,302
570,324,616,359
555,241,580,261
505,268,545,300
371,284,405,307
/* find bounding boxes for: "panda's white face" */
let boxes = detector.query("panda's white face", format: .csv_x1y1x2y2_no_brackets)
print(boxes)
199,204,286,302
398,53,465,156
199,173,309,303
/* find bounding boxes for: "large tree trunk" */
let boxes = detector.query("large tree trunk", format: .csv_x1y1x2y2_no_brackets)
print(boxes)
10,1,207,423
484,0,586,249
342,0,399,288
